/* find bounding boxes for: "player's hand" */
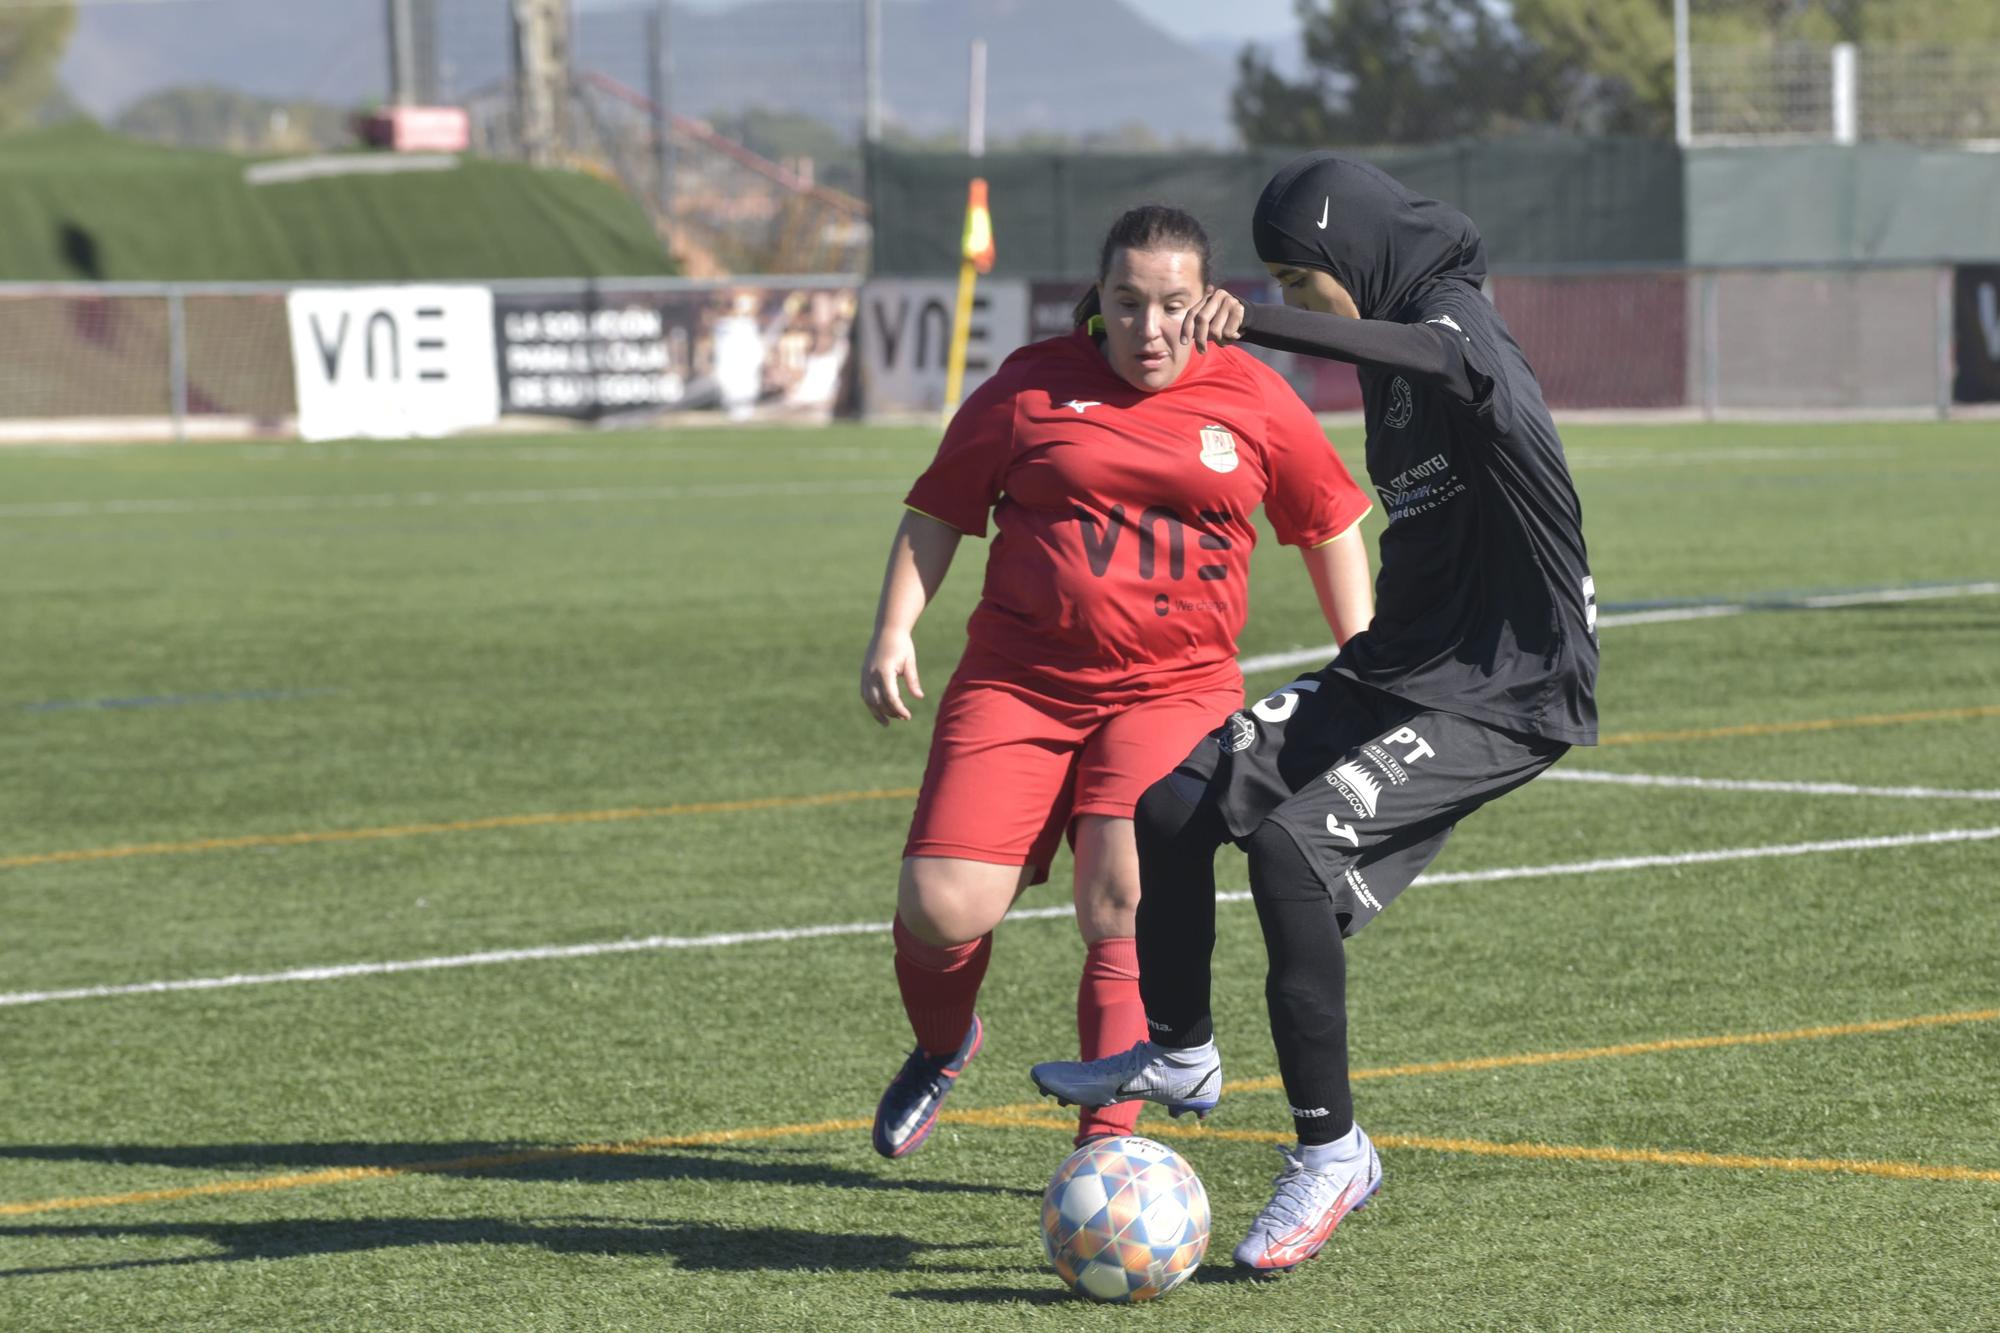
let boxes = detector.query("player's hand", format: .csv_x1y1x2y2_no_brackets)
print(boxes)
860,629,924,726
1181,287,1246,352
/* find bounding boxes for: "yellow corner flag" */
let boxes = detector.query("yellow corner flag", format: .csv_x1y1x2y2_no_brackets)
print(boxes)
943,177,995,422
963,177,995,274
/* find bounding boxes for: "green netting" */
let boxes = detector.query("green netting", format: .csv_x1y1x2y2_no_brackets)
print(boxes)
1687,144,2000,266
866,135,1686,277
0,124,675,281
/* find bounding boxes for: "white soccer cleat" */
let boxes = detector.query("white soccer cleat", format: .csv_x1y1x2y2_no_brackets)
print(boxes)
1232,1130,1382,1273
1029,1040,1222,1120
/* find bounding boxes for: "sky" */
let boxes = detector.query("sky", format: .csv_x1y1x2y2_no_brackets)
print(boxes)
1128,0,1304,46
574,0,1306,48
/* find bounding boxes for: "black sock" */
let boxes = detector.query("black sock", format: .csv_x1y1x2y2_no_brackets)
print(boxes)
1243,821,1354,1146
1133,772,1229,1048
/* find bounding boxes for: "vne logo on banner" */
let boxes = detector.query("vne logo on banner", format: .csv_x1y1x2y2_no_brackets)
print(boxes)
286,287,501,441
859,278,1028,415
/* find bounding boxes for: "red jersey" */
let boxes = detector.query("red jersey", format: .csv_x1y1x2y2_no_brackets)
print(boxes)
906,329,1371,700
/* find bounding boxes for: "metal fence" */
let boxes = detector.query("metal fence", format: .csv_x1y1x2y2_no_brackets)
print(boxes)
1691,42,2000,145
0,263,1983,442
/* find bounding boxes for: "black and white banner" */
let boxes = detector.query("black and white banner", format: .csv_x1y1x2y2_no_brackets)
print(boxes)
286,286,499,441
493,286,857,422
1955,265,2000,404
858,278,1029,416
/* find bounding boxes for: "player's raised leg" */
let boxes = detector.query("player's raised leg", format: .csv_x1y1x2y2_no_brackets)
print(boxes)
1031,774,1233,1119
874,855,1029,1158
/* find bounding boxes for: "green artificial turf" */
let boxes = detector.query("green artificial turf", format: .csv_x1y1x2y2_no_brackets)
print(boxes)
1,420,1996,1330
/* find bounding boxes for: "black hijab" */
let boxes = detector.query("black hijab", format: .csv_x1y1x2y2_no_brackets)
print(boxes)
1251,151,1488,322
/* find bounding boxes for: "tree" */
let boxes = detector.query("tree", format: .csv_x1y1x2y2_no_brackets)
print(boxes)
1233,0,1551,147
113,87,356,154
1509,0,1675,134
1237,0,2000,148
0,0,75,134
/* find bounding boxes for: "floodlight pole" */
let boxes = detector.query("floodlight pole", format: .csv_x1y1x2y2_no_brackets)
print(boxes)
1831,42,1858,144
1673,0,1691,147
967,37,987,157
863,0,883,143
647,2,675,231
388,0,417,106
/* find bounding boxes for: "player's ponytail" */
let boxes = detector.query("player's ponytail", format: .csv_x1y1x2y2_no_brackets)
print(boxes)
1072,204,1216,329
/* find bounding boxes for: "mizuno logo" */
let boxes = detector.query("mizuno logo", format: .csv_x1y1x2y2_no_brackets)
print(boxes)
1061,399,1101,414
1316,197,1329,229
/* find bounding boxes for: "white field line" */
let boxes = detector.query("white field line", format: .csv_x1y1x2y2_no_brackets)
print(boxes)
0,478,907,519
1546,770,2000,801
4,825,1995,1010
1238,582,2000,676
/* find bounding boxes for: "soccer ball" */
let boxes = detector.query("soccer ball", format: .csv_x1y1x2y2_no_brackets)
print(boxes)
1040,1135,1209,1303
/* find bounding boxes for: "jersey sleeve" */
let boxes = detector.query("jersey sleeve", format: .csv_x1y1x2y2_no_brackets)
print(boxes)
903,370,1017,538
1254,364,1372,547
1412,288,1517,436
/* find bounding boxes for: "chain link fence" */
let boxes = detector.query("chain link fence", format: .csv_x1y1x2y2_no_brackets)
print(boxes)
1691,42,2000,144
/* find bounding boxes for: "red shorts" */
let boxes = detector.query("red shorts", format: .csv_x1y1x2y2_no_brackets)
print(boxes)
903,666,1244,884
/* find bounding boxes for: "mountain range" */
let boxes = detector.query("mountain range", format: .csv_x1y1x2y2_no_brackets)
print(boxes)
58,0,1245,146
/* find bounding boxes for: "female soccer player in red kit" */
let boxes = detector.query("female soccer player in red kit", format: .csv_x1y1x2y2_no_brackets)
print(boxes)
860,205,1374,1158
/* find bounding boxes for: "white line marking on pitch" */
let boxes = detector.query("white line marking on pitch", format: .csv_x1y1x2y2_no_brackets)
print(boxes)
4,826,1994,1010
0,479,907,519
1238,582,2000,676
1545,770,2000,801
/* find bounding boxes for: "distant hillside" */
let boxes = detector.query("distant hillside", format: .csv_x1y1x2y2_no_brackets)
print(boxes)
60,0,1237,146
0,124,674,281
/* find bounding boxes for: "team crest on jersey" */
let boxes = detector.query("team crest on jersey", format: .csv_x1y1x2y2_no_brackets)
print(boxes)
1385,377,1414,429
1198,425,1239,473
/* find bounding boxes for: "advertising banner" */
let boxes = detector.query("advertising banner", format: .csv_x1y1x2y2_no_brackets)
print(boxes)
858,277,1029,416
1954,265,2000,403
493,284,857,422
286,286,499,441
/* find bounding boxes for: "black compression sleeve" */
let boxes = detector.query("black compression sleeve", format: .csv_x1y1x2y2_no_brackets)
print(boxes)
1236,303,1475,401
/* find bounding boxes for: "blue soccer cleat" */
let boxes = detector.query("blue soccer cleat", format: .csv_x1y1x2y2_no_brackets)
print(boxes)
1030,1038,1222,1120
872,1014,983,1159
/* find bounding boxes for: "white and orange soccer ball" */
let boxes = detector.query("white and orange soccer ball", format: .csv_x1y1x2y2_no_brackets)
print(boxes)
1040,1135,1210,1303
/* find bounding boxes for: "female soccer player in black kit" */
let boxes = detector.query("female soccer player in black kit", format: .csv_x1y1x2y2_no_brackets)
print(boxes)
1032,152,1600,1275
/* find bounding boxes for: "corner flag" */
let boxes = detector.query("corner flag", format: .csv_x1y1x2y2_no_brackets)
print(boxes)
943,177,995,421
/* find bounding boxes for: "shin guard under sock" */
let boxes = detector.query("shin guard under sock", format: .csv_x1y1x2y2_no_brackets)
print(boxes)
892,916,992,1058
1075,936,1147,1143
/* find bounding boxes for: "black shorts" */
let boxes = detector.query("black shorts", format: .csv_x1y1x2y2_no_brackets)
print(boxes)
1170,669,1568,936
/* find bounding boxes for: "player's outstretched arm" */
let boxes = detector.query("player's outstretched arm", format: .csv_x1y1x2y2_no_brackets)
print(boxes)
1300,527,1373,646
860,509,963,726
1237,303,1476,400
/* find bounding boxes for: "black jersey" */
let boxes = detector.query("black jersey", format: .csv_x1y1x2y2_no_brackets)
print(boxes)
1338,286,1597,744
1244,151,1599,745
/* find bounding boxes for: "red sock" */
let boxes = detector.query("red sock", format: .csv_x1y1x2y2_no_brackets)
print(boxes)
893,916,991,1058
1075,936,1147,1144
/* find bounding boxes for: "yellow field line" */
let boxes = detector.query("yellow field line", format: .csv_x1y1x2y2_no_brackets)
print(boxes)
4,1010,1993,1218
5,704,1995,872
1225,1007,2000,1092
949,1111,2000,1186
0,789,920,871
1600,704,2000,746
